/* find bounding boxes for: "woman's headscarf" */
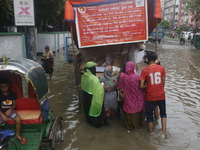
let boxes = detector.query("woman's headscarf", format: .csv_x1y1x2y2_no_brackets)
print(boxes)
100,66,118,91
43,45,53,58
84,61,96,75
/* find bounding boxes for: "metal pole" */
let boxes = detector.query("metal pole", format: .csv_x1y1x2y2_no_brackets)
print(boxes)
70,22,75,60
70,22,82,107
66,37,69,62
155,19,158,53
24,26,28,58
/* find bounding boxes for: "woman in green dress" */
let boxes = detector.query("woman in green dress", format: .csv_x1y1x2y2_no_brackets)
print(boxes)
81,62,107,127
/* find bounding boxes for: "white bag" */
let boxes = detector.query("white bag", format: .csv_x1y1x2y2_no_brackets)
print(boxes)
134,50,145,64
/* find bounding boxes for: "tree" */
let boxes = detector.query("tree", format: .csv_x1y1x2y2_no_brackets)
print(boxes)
34,0,66,32
186,0,200,28
0,0,13,31
158,20,170,30
0,0,66,32
176,26,182,34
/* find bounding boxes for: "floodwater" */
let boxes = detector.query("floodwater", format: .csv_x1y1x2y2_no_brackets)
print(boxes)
45,38,200,150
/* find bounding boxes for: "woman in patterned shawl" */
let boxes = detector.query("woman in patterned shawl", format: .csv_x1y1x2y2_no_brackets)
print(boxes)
118,61,145,130
41,45,54,80
100,65,119,118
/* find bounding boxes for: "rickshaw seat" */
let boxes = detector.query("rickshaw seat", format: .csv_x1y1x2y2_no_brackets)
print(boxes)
15,98,40,110
6,98,42,125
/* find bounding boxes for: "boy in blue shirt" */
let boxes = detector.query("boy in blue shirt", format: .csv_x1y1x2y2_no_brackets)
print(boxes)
0,78,27,144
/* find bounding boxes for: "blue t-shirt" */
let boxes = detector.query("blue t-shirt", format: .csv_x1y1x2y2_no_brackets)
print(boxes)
0,92,17,113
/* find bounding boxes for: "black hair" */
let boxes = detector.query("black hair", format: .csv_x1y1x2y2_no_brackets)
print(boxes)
146,51,158,62
0,78,10,85
45,45,49,49
156,60,161,65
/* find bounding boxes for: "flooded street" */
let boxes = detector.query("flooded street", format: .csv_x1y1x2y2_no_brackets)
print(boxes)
45,38,200,150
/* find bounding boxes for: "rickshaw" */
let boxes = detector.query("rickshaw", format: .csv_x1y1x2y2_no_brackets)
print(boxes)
0,58,63,150
193,33,200,50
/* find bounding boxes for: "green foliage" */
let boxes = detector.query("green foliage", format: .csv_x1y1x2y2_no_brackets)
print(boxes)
176,27,182,34
181,26,190,31
0,0,13,28
186,0,200,27
0,0,66,32
158,20,170,29
34,0,66,31
0,0,12,18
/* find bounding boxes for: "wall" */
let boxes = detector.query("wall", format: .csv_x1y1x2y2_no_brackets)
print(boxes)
37,32,71,53
0,31,72,59
0,33,26,59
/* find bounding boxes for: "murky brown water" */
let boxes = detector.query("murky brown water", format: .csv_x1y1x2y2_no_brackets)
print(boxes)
45,38,200,150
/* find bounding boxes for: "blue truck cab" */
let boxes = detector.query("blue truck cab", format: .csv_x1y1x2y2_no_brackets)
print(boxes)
148,26,164,43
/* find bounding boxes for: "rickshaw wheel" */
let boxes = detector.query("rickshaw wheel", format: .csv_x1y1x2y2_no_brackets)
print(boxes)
50,119,64,150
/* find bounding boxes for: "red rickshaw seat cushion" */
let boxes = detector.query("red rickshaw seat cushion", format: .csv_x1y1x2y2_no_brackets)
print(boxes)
6,98,42,124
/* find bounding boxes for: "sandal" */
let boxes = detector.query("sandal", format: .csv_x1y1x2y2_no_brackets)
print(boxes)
17,136,27,145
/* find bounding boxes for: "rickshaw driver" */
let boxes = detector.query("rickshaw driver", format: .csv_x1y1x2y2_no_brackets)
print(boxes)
0,78,27,145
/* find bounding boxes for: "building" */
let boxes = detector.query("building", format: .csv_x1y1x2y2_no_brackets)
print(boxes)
163,0,195,30
163,0,176,28
160,0,165,16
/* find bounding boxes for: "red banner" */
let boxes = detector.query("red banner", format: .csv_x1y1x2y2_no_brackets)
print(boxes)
75,0,147,48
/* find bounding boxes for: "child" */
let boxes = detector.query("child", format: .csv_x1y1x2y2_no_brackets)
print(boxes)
154,59,161,120
140,51,167,138
0,78,27,144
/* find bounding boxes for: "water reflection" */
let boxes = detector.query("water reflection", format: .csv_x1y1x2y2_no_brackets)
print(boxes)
158,40,200,150
45,39,200,150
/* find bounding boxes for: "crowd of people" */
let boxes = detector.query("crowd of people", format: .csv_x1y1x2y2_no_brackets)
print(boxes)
81,50,167,138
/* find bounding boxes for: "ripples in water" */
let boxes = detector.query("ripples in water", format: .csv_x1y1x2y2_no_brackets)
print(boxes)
47,44,200,150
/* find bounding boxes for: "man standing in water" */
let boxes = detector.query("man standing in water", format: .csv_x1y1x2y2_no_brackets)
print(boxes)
140,51,167,138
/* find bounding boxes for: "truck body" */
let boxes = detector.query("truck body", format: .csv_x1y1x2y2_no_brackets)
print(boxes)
64,0,162,104
148,26,164,43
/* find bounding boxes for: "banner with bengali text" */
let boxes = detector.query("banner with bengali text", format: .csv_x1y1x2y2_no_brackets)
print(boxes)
75,0,147,48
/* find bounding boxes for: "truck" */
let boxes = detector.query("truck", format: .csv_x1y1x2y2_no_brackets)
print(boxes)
64,0,163,105
148,26,164,43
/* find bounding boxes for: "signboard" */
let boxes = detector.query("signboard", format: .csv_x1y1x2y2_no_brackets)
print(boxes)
13,0,35,26
75,0,148,48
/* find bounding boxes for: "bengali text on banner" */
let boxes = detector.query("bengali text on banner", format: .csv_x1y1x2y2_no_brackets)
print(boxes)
75,0,147,48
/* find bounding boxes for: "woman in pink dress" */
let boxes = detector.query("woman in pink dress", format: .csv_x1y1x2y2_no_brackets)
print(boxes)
118,61,145,130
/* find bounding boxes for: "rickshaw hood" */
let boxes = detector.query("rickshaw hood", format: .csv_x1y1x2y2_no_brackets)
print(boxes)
0,58,49,101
